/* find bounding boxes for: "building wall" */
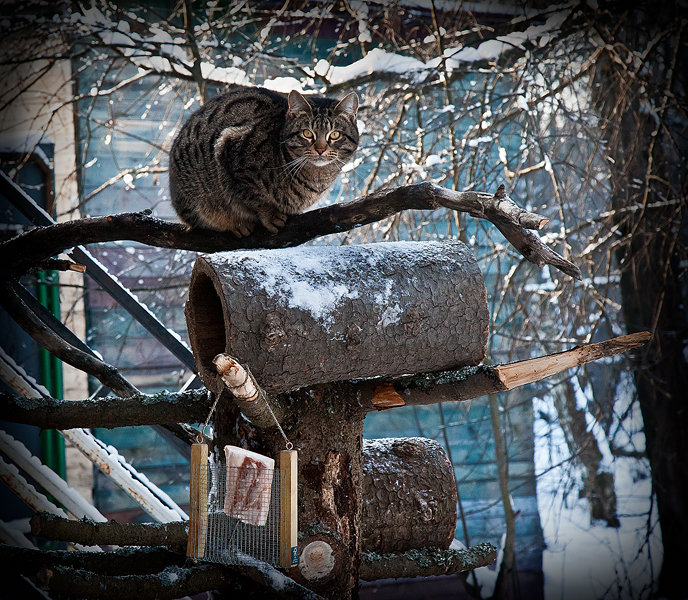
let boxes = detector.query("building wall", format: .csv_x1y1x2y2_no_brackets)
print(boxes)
0,36,92,501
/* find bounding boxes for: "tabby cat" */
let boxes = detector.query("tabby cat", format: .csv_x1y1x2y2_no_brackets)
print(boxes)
169,86,359,236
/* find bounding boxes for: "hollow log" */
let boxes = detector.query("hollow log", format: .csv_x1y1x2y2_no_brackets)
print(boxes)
361,437,457,553
186,241,488,395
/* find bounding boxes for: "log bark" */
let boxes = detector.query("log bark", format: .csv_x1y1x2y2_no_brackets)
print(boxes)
361,438,457,553
186,240,489,395
0,177,579,280
359,542,497,580
214,382,366,600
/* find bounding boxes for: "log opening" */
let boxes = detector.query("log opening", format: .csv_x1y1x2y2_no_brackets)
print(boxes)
185,270,227,384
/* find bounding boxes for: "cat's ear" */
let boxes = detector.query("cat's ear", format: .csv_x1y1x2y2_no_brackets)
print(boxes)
287,90,312,115
334,92,359,119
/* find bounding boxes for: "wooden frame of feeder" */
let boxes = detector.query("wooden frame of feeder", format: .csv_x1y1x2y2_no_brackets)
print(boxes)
186,442,299,569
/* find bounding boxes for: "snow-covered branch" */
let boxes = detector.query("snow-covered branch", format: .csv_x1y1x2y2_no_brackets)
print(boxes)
0,545,323,600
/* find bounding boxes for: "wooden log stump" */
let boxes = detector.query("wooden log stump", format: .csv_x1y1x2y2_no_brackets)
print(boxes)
361,437,457,553
185,241,489,395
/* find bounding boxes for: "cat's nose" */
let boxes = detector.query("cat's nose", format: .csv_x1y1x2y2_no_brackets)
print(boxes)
315,144,327,154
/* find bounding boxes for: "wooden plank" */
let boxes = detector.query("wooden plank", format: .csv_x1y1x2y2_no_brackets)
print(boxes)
0,430,106,522
280,449,298,568
495,332,651,390
186,443,208,559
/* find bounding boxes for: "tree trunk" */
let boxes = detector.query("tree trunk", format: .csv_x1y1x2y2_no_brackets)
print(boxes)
185,241,489,395
590,5,688,596
214,383,366,599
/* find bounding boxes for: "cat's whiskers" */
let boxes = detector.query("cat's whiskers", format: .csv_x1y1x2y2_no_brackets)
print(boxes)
275,156,308,180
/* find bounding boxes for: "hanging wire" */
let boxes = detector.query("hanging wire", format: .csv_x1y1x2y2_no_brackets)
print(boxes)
198,363,294,450
244,363,293,451
197,389,220,443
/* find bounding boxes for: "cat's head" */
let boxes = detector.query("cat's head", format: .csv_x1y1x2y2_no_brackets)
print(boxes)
282,90,359,168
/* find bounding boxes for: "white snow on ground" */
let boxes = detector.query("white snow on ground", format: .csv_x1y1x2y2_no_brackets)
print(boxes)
533,394,661,600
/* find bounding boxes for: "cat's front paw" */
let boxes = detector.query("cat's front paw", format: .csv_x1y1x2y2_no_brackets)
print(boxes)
230,222,255,238
258,210,288,234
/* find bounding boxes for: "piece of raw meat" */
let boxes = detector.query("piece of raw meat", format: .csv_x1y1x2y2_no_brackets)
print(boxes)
223,445,275,526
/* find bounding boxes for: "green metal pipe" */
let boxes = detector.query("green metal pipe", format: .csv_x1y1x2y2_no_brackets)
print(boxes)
48,272,66,481
36,271,66,481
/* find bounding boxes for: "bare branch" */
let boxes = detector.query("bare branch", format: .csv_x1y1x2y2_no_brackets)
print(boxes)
30,512,187,549
0,282,138,397
0,389,211,429
360,543,497,580
0,181,579,279
182,0,208,104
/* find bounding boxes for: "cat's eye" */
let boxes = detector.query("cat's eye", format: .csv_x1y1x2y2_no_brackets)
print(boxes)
328,130,341,140
302,129,314,139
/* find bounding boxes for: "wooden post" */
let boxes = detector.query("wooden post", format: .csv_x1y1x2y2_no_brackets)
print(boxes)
186,443,208,559
280,449,298,568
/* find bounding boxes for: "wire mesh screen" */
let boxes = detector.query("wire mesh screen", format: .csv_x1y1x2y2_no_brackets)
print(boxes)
202,460,285,566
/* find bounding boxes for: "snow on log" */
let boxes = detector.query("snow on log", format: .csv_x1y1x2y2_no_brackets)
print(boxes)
361,437,457,553
186,241,488,395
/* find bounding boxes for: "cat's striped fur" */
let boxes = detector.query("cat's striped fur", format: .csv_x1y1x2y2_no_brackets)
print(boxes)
169,86,359,236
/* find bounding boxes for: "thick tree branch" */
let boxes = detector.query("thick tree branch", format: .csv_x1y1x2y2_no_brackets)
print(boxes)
30,512,187,549
360,543,497,580
0,389,212,429
358,332,651,410
2,333,650,427
0,544,323,600
0,182,579,279
0,544,184,576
